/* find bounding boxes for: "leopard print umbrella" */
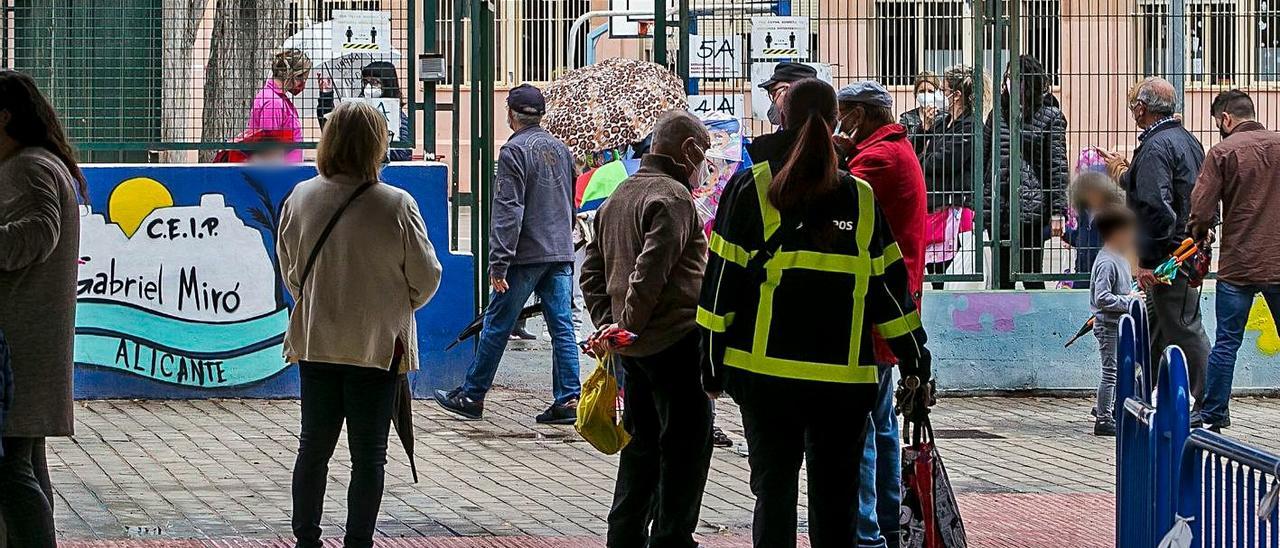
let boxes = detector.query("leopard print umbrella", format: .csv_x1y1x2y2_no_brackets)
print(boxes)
543,58,687,157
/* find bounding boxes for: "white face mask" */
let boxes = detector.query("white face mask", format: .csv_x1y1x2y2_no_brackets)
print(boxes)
363,84,383,99
918,91,944,109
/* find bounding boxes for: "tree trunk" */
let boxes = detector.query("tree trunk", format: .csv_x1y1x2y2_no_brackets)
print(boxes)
199,0,290,161
161,0,211,162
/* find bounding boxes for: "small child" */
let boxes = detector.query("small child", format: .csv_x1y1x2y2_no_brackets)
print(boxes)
1090,207,1140,436
1065,171,1125,289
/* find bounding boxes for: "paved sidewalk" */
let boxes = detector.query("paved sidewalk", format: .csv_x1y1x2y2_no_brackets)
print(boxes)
46,393,1280,547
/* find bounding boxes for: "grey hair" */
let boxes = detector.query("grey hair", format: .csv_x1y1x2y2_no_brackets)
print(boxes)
650,109,710,156
513,111,543,127
838,101,894,125
1135,77,1176,116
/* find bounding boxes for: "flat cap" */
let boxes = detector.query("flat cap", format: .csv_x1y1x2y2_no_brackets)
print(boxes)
837,80,894,109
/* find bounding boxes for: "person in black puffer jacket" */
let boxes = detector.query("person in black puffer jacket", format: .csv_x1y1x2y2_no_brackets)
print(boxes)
988,54,1069,289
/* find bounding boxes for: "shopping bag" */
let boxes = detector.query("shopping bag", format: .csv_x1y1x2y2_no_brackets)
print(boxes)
901,419,968,548
575,353,630,455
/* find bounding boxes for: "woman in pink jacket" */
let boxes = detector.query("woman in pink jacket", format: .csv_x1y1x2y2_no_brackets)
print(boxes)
249,49,312,163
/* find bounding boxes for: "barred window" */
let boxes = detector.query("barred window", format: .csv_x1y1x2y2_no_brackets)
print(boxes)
875,0,964,87
1257,0,1280,80
1141,0,1238,85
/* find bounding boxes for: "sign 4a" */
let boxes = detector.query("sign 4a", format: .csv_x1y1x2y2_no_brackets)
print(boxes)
690,34,742,79
688,94,745,119
750,16,810,60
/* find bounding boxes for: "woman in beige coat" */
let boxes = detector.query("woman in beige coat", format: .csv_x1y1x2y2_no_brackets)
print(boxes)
277,101,442,548
0,70,84,548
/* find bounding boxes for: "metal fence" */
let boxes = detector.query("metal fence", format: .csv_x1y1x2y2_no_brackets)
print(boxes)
1116,299,1280,547
1,0,414,162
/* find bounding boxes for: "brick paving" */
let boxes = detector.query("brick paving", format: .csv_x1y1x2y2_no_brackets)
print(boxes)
44,393,1280,547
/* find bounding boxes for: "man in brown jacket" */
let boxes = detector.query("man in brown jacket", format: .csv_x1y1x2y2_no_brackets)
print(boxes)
580,110,714,548
1189,89,1280,432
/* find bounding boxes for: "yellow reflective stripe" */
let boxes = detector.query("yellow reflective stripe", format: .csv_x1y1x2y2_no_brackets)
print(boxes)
709,232,751,267
850,176,875,369
768,250,870,275
723,348,879,384
871,243,903,275
751,163,782,239
696,307,735,333
752,259,780,360
875,309,922,339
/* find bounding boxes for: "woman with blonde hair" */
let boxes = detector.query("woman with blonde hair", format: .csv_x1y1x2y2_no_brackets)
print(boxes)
277,100,442,548
249,48,312,162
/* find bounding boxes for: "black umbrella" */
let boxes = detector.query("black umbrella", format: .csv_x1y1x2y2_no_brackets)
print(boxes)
391,373,418,483
1064,317,1095,348
445,303,544,350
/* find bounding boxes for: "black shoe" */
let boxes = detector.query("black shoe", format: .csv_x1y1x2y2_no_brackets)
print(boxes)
711,425,734,448
1189,410,1205,428
1093,420,1117,437
535,399,578,425
510,327,538,341
434,388,484,420
1204,417,1231,433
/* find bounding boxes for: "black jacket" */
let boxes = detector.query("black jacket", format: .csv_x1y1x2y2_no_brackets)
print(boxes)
988,103,1069,229
1121,119,1206,268
919,112,986,212
746,128,796,166
901,107,943,152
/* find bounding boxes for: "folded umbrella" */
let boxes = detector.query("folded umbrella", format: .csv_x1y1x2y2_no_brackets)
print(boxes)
391,373,418,482
445,303,544,351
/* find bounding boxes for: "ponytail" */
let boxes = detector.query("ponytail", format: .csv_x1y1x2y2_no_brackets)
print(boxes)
766,78,840,216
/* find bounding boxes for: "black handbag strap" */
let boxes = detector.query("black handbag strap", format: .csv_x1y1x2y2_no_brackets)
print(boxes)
745,219,802,279
300,182,374,291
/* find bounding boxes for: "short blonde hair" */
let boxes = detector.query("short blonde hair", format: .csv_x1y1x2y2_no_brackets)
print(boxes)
317,101,388,182
272,49,312,81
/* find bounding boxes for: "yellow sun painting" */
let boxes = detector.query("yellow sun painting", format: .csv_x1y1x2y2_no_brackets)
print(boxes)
108,177,174,237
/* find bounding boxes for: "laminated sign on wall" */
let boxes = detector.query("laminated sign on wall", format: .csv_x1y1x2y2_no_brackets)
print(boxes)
688,95,745,120
751,17,809,59
332,10,392,54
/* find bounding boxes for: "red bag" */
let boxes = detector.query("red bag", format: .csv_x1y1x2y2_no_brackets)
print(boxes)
901,420,968,548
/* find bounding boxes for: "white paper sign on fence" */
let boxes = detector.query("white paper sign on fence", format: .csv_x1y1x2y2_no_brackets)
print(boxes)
750,17,809,59
688,95,745,120
749,62,831,120
331,10,392,55
690,34,742,78
339,97,401,138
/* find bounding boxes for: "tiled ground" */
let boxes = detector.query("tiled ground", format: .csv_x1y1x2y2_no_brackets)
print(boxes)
43,393,1280,547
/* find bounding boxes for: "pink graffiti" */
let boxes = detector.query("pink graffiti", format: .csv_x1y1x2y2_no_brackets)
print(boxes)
952,293,1034,333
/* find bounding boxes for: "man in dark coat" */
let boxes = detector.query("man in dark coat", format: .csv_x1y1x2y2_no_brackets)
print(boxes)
747,62,818,164
1104,76,1210,416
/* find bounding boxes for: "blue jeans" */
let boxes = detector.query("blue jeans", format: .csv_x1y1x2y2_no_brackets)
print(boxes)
857,365,901,548
461,262,581,404
1202,282,1280,424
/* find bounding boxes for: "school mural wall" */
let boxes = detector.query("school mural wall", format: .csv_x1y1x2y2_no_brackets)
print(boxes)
75,163,474,399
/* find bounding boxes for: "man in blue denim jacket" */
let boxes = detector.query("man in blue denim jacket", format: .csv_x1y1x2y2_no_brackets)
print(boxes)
435,84,582,424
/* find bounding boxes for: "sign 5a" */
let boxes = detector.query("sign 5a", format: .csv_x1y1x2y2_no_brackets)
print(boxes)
690,34,742,79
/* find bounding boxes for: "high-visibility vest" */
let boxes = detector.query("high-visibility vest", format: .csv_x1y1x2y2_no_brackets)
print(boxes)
697,162,925,384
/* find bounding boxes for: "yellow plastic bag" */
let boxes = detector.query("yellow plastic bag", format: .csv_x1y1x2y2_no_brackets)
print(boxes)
575,353,630,454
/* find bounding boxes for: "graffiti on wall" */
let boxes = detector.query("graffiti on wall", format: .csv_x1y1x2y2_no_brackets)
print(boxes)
76,175,290,388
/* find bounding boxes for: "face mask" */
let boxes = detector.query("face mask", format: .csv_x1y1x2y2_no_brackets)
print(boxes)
364,84,383,99
767,102,782,127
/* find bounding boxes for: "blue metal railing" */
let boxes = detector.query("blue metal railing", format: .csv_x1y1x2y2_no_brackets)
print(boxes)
1178,430,1280,547
1116,300,1280,547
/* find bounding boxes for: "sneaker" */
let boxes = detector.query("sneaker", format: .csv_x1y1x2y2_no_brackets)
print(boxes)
510,327,538,341
535,399,578,425
1204,417,1232,433
711,425,734,448
1093,420,1117,437
434,388,484,420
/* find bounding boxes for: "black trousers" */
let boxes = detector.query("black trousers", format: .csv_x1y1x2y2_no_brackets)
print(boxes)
0,437,56,548
1147,276,1210,410
292,362,397,548
607,332,714,548
726,368,876,548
